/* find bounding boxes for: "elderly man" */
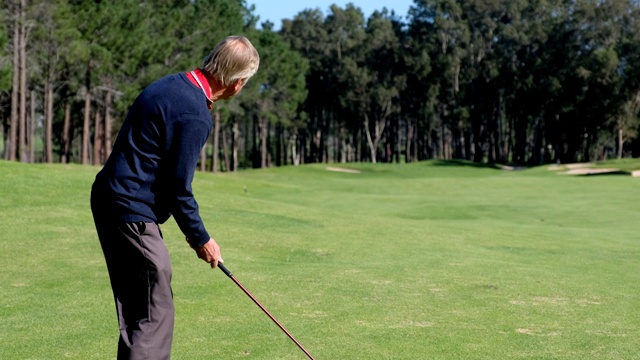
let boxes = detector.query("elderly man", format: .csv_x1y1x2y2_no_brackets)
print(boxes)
91,36,259,359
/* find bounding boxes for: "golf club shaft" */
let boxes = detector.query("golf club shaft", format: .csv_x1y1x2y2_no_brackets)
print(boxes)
218,263,316,360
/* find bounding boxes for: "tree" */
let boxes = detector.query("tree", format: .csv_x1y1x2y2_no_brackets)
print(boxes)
408,0,465,161
239,24,308,168
2,0,640,167
190,0,247,172
0,6,12,159
281,8,332,164
363,10,406,163
613,0,640,157
6,0,22,161
30,0,78,163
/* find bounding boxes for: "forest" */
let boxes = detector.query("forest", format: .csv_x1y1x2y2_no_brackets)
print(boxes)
1,0,640,171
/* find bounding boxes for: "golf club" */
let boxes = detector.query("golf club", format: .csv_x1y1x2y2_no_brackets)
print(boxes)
217,263,316,360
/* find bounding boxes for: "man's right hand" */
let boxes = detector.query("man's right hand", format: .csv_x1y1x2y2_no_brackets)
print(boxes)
192,238,223,268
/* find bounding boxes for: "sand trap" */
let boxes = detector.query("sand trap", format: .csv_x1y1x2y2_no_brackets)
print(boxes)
633,171,640,178
548,163,595,171
326,167,361,174
548,163,629,176
499,165,527,171
563,168,621,175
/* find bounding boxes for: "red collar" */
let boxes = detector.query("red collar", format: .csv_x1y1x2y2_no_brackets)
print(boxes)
186,68,213,109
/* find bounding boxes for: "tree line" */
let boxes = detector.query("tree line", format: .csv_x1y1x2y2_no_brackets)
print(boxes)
1,0,640,171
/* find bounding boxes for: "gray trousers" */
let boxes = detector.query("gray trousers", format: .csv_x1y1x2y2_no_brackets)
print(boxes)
92,211,174,360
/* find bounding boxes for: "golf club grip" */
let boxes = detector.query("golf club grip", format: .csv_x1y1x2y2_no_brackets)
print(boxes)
218,263,233,277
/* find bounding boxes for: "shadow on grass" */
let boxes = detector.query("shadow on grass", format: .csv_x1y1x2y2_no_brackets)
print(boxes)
430,159,503,170
571,170,630,177
430,159,636,176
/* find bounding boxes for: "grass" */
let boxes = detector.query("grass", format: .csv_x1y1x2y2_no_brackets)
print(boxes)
0,159,639,359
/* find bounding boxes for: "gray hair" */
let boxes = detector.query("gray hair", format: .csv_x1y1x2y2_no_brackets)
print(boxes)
202,36,260,86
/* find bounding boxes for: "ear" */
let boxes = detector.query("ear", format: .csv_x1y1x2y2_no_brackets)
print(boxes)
234,78,246,90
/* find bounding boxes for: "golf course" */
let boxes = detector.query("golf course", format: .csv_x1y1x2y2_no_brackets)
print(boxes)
1,159,639,359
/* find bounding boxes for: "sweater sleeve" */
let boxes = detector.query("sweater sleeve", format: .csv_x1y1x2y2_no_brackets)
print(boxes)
166,115,212,247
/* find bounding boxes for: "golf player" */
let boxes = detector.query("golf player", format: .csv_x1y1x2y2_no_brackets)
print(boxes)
90,36,259,359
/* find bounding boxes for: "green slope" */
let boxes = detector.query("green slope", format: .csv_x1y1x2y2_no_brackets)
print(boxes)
1,160,639,359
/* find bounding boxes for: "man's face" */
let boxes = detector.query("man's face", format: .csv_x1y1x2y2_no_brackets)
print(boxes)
220,79,246,100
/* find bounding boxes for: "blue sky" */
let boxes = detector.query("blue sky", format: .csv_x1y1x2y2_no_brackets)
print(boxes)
248,0,414,30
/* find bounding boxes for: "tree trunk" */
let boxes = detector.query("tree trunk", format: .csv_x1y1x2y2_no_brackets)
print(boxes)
406,119,414,163
437,114,445,159
617,128,623,159
364,114,376,163
82,83,91,165
8,3,20,161
232,122,239,172
61,102,71,163
222,124,230,172
533,117,544,165
259,117,268,168
583,132,593,162
457,127,467,159
504,113,512,162
392,116,401,163
364,113,388,164
93,105,103,165
1,120,5,158
283,127,289,166
312,110,324,163
199,147,206,171
252,114,258,167
496,90,505,163
44,80,53,163
29,90,35,162
465,129,473,161
290,137,299,166
472,117,484,163
290,133,301,166
275,124,282,167
18,0,27,163
211,110,220,172
104,89,113,158
299,132,306,165
514,117,527,164
339,125,347,163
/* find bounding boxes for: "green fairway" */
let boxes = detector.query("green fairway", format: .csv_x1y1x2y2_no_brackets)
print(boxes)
1,160,639,359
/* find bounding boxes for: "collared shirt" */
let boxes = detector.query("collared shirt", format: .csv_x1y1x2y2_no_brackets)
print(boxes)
92,72,213,247
186,68,213,109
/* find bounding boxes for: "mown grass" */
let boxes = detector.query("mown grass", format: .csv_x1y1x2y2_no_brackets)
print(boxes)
0,159,638,359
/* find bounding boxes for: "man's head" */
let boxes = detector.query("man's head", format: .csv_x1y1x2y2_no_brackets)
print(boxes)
202,36,260,90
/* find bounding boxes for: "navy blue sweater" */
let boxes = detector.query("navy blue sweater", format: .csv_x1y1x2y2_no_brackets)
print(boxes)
92,73,212,247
